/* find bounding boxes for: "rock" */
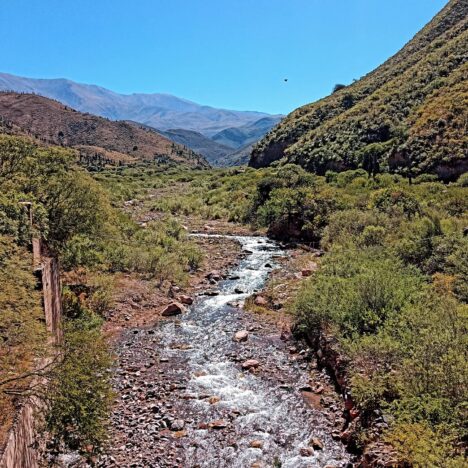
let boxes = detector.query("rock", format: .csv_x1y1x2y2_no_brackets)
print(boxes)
331,430,341,440
309,437,324,450
300,447,314,457
208,396,220,404
178,295,193,305
234,287,244,294
350,408,360,419
209,419,228,429
242,359,259,370
249,440,263,449
301,269,313,277
161,302,186,316
254,296,268,306
206,271,222,281
229,274,240,280
234,330,249,342
203,290,219,296
264,263,272,268
170,419,185,431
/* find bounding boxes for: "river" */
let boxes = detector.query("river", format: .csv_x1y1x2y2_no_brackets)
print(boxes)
101,235,351,468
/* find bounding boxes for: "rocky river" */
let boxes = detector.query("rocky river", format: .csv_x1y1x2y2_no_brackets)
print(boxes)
99,235,352,468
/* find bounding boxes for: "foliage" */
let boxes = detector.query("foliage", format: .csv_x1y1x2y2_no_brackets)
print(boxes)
0,237,45,444
46,301,113,452
251,0,467,181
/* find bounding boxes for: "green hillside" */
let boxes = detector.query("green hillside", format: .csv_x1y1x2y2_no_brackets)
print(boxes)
250,0,467,180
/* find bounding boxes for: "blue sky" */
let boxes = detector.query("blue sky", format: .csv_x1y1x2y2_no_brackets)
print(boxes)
1,0,447,114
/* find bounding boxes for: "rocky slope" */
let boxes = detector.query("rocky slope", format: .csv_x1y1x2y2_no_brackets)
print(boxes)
0,92,208,167
250,0,467,180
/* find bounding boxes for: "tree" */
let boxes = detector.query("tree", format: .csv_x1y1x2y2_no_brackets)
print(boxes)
333,83,347,93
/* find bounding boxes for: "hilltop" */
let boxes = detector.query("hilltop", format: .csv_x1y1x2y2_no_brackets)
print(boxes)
250,0,467,180
0,92,208,167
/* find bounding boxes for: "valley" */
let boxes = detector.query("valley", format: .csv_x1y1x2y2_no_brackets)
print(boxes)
0,1,467,467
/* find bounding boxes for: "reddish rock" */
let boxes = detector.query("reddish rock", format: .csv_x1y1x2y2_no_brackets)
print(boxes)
309,437,324,450
234,330,249,342
178,295,193,305
300,447,314,457
161,302,186,316
209,419,228,429
301,269,313,277
344,397,354,410
249,440,263,449
254,295,268,306
242,359,260,370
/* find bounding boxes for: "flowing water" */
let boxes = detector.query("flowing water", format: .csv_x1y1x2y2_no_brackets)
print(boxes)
152,235,351,467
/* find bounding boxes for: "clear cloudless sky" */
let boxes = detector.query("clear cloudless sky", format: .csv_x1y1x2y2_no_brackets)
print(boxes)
0,0,448,114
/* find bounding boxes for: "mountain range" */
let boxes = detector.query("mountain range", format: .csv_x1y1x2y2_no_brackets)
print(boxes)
0,92,208,168
0,72,282,165
251,0,467,181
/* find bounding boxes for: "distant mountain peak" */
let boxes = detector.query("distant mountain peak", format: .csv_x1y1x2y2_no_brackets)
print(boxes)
0,72,282,135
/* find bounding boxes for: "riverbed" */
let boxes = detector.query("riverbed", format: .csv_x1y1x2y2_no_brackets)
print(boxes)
100,235,351,467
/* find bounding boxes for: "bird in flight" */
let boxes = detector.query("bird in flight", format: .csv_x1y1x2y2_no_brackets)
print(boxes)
284,78,288,82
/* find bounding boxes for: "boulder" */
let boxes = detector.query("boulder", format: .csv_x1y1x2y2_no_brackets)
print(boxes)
233,330,249,342
170,419,185,431
161,302,186,316
203,290,219,296
178,295,193,305
254,296,268,307
209,419,228,429
300,447,314,457
309,437,324,450
249,440,263,449
242,359,260,370
206,271,222,281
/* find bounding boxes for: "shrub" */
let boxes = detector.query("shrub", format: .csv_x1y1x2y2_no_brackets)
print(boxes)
294,249,424,338
46,307,113,453
413,173,439,184
456,172,468,187
384,422,458,467
335,169,368,188
371,188,421,218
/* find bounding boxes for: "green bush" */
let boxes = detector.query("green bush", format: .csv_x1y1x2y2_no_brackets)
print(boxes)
294,249,424,337
371,188,421,219
413,173,439,184
46,305,113,453
456,172,468,187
